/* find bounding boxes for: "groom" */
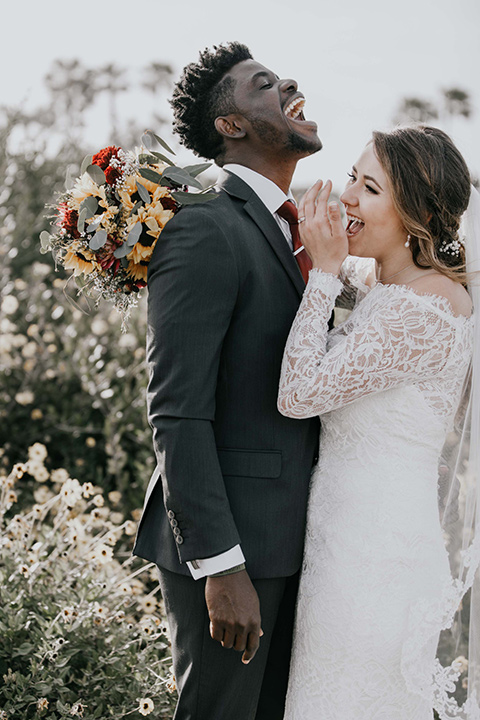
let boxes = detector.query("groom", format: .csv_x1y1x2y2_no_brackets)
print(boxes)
134,42,322,719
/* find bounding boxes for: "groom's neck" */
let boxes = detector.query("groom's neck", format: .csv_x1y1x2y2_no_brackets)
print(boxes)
222,153,297,194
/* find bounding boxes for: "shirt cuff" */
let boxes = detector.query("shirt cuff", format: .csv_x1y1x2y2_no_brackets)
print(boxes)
186,545,246,580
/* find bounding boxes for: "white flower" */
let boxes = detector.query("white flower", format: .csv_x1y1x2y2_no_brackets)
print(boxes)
138,698,154,716
137,596,157,614
26,460,49,483
37,697,49,711
82,482,95,498
21,341,37,358
92,494,104,507
60,478,83,507
1,295,19,315
61,606,76,623
124,520,137,536
453,655,468,673
51,468,70,485
34,486,54,504
89,543,113,565
15,390,34,406
108,490,122,505
69,702,86,716
28,443,48,462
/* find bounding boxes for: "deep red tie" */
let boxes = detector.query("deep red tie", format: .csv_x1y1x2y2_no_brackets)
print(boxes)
277,200,312,284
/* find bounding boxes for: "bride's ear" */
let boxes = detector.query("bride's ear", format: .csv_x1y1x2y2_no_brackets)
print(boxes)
215,115,246,140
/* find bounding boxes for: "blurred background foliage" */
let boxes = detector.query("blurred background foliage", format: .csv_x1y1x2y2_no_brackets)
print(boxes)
0,59,173,515
0,57,475,519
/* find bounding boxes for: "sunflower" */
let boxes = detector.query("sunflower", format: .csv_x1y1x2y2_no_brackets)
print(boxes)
63,243,99,277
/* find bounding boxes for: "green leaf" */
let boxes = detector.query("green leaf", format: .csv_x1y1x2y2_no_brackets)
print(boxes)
139,168,163,185
161,167,203,191
137,153,158,164
77,207,88,234
86,164,106,186
171,190,218,204
150,150,175,166
142,130,175,155
182,162,212,177
86,218,102,233
13,642,34,656
127,223,143,246
113,243,131,259
80,196,98,217
89,229,108,251
81,154,93,175
129,200,142,216
136,181,151,204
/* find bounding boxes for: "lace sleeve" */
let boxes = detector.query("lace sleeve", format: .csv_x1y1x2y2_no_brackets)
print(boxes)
278,269,455,419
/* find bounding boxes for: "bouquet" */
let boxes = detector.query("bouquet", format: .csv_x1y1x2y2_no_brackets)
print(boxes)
40,131,215,321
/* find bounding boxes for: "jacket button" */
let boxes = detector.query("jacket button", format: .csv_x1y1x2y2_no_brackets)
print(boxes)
170,519,178,528
167,510,175,519
173,527,181,536
175,535,184,544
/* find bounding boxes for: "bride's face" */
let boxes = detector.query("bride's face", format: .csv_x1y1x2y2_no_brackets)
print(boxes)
340,144,406,261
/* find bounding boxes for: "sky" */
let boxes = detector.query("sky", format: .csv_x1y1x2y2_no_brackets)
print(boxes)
3,0,479,193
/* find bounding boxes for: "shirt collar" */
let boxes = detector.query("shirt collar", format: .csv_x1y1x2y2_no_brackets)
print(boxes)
223,164,295,214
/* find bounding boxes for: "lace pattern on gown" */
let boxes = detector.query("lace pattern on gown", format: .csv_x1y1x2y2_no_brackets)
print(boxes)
279,268,478,719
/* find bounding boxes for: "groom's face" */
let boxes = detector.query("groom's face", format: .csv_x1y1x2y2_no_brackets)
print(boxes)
225,60,322,157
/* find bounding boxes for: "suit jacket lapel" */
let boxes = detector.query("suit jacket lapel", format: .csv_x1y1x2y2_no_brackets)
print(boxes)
217,170,305,298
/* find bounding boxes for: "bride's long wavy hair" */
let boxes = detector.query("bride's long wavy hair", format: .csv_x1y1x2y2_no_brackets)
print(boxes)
372,125,471,284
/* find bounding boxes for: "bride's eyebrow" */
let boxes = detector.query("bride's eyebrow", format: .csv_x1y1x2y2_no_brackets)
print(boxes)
353,165,384,191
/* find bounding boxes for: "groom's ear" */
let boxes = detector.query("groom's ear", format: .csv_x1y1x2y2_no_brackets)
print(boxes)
215,115,246,140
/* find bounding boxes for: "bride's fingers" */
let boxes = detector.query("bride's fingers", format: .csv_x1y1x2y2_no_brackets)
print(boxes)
299,180,323,222
313,179,333,221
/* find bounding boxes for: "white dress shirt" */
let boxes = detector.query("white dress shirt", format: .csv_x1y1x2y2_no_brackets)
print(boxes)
186,164,296,580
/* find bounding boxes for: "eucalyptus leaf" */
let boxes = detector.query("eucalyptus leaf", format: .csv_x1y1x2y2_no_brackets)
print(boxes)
40,230,51,248
80,196,98,217
86,218,102,233
80,154,93,175
77,207,89,234
136,181,151,204
142,130,175,156
129,200,143,216
182,162,212,177
127,223,143,246
86,164,106,185
139,168,163,185
113,243,131,259
171,190,218,205
161,167,203,191
138,153,158,164
89,229,108,251
150,150,175,166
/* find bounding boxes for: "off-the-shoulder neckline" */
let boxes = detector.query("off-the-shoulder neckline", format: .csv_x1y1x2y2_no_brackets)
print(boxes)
373,281,474,322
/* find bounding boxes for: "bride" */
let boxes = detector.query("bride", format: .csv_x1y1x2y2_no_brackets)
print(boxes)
278,125,480,719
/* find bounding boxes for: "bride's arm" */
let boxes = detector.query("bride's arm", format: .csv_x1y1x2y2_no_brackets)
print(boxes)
277,269,455,419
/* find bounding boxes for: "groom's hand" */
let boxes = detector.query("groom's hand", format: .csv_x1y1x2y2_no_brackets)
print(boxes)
205,570,262,664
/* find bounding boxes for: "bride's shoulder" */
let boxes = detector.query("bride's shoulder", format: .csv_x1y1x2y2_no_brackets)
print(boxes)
404,273,472,319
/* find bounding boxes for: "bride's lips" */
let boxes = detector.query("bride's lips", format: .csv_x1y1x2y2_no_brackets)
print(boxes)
346,214,365,238
282,92,318,131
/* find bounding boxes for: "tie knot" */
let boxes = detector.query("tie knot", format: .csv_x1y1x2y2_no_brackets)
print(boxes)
277,200,298,226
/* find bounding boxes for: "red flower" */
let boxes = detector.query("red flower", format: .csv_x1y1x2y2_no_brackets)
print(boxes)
57,203,80,238
104,165,121,186
92,146,121,171
160,195,178,213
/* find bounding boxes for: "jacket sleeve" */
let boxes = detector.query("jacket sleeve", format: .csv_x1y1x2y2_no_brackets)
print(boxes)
146,204,242,562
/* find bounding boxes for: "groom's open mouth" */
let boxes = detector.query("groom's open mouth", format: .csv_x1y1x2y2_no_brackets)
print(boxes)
283,94,317,130
346,214,365,238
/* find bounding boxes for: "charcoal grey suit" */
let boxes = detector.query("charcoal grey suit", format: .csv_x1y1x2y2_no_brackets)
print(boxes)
134,170,319,719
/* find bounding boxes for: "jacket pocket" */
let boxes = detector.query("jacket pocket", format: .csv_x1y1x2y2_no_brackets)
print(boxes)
217,448,282,479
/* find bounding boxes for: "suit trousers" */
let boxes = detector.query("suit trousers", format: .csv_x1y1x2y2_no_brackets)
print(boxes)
157,566,300,720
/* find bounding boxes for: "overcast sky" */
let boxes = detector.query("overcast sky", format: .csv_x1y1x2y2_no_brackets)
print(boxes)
3,0,479,192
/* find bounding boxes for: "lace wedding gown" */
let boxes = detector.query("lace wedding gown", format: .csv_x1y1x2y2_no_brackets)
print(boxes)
278,268,475,720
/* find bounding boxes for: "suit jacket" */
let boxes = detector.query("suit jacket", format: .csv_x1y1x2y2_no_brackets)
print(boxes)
133,170,319,578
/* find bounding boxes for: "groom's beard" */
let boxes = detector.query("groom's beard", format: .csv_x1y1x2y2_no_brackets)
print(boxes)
249,116,322,156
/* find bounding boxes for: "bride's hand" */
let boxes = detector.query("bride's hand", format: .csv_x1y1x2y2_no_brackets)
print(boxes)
298,179,348,276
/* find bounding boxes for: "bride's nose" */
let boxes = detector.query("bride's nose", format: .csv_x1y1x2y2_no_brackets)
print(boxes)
340,185,358,207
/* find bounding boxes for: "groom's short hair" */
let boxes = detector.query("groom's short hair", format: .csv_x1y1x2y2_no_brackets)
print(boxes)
171,42,253,163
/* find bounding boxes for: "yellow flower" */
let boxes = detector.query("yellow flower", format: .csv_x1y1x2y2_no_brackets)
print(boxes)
125,262,147,283
138,698,155,716
69,173,108,211
63,244,99,277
